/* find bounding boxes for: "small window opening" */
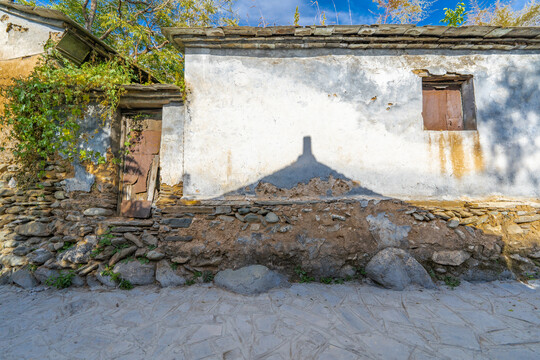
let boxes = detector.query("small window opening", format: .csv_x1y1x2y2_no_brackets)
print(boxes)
422,75,477,131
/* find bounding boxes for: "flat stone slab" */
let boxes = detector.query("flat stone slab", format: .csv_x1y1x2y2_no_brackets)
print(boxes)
214,265,288,295
0,281,538,359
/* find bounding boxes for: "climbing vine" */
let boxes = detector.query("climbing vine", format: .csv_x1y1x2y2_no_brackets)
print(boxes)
0,45,135,185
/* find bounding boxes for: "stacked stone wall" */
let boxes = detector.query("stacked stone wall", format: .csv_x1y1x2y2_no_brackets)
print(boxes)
2,156,540,289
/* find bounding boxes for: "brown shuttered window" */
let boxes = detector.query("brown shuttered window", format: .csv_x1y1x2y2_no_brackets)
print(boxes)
422,76,476,131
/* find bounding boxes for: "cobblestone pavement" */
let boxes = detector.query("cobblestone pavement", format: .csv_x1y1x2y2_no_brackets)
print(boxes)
0,280,539,360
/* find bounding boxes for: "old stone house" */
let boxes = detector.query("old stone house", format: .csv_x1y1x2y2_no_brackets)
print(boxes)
161,25,540,201
1,3,540,289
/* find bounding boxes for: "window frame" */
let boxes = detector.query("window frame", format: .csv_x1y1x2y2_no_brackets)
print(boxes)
421,74,477,131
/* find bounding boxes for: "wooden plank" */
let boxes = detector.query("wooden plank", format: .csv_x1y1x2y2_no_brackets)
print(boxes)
147,155,159,202
446,90,464,130
120,200,152,218
423,90,447,130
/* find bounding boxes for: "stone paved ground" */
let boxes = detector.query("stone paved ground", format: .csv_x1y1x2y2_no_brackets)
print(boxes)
0,281,539,360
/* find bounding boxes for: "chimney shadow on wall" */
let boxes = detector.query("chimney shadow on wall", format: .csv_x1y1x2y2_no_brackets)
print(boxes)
223,136,382,198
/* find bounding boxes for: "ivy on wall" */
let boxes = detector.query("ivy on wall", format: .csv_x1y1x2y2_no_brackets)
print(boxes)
1,45,135,185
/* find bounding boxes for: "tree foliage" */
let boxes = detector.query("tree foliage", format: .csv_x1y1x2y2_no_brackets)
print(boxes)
0,47,134,184
441,2,467,26
467,0,540,26
50,0,237,85
372,0,432,24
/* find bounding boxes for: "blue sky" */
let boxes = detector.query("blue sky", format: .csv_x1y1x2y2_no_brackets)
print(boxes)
233,0,529,26
30,0,530,27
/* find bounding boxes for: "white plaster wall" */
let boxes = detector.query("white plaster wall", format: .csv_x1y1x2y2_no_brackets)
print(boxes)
160,102,184,186
179,48,540,200
0,10,63,60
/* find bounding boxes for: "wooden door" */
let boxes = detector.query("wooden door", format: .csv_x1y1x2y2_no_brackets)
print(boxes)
120,117,162,218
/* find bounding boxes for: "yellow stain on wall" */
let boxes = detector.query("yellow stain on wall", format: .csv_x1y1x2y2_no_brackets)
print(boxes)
430,131,485,178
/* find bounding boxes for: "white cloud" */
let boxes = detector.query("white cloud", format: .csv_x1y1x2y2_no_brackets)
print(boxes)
233,0,376,26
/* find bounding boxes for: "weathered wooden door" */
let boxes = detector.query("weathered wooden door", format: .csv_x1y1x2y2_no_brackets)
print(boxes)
120,117,162,218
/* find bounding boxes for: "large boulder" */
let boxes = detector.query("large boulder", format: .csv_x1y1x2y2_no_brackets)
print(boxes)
15,221,52,237
366,247,435,290
113,261,155,285
155,260,186,287
12,268,39,289
214,265,288,295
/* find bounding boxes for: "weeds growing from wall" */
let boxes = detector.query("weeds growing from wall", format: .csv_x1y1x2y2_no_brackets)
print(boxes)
0,45,135,186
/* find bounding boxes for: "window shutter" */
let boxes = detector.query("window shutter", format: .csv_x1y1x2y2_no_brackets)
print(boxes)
422,90,447,130
445,89,464,130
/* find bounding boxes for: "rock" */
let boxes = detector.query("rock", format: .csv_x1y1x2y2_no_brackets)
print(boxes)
265,212,279,223
331,214,346,221
3,240,19,248
278,225,293,233
65,214,83,222
365,247,435,290
432,250,471,266
515,215,540,224
111,237,128,247
34,267,60,284
134,248,146,258
510,254,534,265
71,275,85,287
412,213,425,221
60,242,94,264
15,221,52,237
462,268,515,282
27,248,53,265
12,246,31,256
108,246,137,266
96,265,116,287
0,269,12,285
155,260,186,287
0,254,27,267
447,218,460,229
146,250,165,261
214,265,288,295
113,261,155,285
507,224,524,235
141,231,158,247
340,265,356,278
366,213,410,249
243,214,260,223
54,191,66,200
215,206,232,215
12,269,39,289
161,218,192,228
171,256,190,264
529,250,540,259
237,207,251,215
163,235,193,242
124,233,143,247
83,208,113,217
86,275,103,290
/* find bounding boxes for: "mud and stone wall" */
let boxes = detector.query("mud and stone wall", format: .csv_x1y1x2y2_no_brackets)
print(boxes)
2,164,540,289
174,48,540,200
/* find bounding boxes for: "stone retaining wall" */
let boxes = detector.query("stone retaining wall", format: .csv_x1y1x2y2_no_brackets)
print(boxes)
2,157,539,289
